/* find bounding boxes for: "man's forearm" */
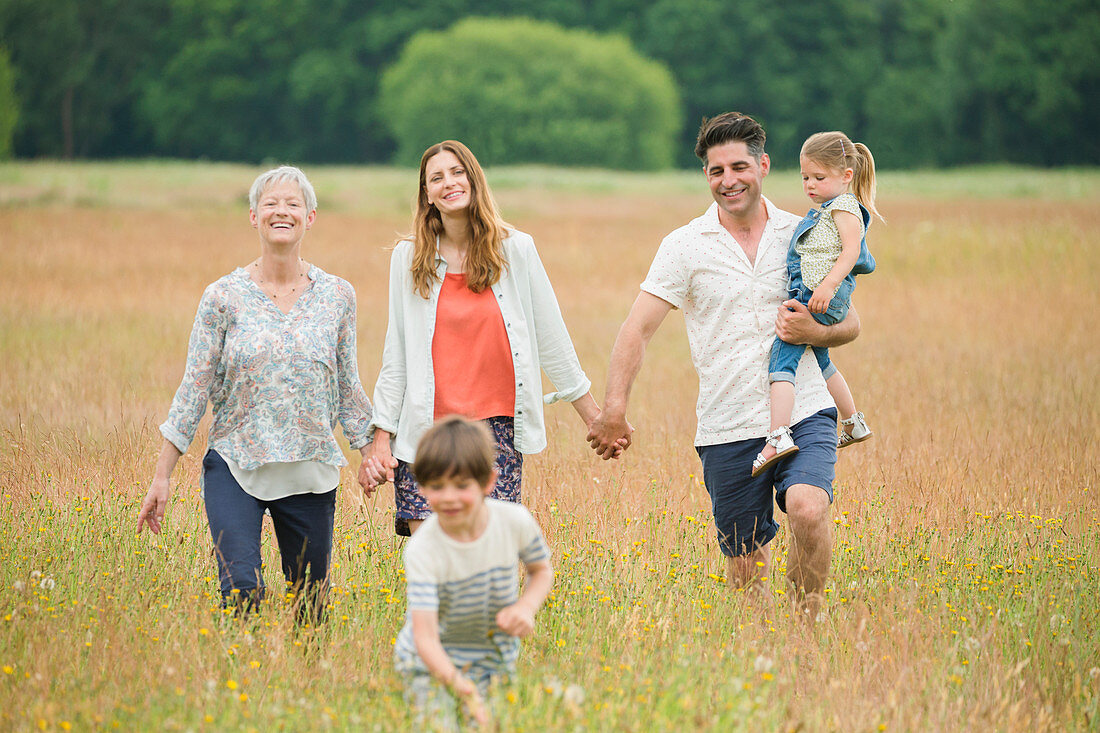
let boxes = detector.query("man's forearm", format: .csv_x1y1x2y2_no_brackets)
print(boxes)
807,306,861,348
603,327,647,416
779,301,861,349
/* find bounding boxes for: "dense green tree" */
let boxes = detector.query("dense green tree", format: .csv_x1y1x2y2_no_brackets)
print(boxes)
860,0,951,168
0,0,163,158
937,0,1100,165
638,0,890,166
0,46,16,159
1,0,1097,166
378,17,680,169
138,0,381,162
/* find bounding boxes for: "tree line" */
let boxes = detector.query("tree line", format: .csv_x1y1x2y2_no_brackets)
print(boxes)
1,0,1097,168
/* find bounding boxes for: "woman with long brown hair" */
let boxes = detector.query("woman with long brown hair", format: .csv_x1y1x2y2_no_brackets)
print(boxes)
360,140,622,535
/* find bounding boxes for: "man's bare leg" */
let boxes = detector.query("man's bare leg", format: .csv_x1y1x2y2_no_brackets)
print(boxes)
783,483,833,620
726,544,771,588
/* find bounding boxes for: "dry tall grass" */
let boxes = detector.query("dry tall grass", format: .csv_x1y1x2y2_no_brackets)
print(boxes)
0,163,1097,731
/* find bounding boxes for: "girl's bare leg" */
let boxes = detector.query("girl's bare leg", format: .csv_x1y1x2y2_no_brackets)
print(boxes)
825,371,857,434
761,380,796,462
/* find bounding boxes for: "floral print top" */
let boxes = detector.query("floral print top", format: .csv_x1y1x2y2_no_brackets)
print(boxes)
795,192,866,291
160,265,373,470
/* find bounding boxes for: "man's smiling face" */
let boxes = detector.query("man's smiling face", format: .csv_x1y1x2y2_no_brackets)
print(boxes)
704,141,770,226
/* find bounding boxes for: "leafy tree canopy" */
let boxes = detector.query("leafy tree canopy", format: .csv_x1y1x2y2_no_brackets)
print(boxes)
379,17,681,169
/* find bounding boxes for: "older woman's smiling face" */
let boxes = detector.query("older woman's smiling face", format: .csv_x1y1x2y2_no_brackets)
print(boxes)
249,179,316,247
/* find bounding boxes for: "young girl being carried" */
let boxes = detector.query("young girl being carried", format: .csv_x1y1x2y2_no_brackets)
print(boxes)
752,131,883,477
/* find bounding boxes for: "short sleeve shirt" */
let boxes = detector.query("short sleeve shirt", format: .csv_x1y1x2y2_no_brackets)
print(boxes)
394,499,550,675
795,193,866,290
641,199,835,446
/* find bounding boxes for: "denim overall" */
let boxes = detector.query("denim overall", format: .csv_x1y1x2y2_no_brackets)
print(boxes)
768,195,875,383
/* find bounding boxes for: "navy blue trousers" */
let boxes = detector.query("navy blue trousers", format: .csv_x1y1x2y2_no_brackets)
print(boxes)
202,450,336,619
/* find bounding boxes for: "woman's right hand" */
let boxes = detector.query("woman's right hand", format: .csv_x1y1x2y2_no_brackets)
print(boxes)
358,430,398,496
137,477,171,534
137,441,182,535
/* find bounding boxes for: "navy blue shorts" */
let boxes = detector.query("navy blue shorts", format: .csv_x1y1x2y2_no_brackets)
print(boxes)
696,408,837,557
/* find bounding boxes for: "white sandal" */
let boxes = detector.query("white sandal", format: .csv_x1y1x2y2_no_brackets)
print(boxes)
751,426,799,477
838,411,873,449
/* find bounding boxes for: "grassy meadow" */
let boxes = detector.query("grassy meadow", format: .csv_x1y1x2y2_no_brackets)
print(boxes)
1,161,1098,731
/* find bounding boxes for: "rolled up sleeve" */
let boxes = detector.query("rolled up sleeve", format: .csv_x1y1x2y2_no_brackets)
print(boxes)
523,238,591,404
369,245,411,437
160,284,227,454
335,282,373,449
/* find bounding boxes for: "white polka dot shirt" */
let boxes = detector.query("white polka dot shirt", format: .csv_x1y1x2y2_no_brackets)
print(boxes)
641,199,835,446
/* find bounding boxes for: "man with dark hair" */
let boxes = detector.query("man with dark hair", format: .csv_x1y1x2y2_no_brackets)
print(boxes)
588,111,859,618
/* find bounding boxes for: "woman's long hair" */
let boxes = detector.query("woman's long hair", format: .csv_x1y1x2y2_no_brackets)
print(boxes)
407,141,509,299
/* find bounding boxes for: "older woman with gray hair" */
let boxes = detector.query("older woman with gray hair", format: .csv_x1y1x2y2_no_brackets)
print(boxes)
137,165,373,622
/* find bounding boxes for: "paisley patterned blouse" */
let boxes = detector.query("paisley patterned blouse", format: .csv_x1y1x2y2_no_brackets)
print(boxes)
160,265,373,470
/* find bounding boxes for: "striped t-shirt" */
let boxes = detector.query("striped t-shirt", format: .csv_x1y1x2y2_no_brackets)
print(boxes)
394,499,550,676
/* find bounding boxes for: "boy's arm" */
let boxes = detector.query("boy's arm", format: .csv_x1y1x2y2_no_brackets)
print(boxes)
410,609,487,720
495,559,553,637
807,210,862,313
411,609,458,683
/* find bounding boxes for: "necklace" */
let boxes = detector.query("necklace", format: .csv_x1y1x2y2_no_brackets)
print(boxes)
253,258,307,299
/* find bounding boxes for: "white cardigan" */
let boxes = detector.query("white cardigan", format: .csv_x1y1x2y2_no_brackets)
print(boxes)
369,230,591,462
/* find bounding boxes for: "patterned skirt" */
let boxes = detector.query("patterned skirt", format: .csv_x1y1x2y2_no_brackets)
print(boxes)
393,416,522,536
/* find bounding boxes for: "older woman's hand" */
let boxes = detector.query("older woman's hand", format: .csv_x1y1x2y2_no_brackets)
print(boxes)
138,440,182,534
358,430,398,496
137,477,170,534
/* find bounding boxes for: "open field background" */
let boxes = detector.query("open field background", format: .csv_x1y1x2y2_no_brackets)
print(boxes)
1,162,1098,731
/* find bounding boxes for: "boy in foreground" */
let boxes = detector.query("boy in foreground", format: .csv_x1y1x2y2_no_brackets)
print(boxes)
394,416,554,727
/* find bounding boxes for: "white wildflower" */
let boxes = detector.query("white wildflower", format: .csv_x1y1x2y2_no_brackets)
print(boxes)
543,677,563,697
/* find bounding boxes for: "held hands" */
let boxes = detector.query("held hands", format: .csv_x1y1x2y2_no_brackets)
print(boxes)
136,478,170,534
586,410,634,461
358,435,398,496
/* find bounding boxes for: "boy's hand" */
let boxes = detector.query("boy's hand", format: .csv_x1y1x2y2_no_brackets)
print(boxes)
496,602,536,637
452,674,491,726
808,284,833,314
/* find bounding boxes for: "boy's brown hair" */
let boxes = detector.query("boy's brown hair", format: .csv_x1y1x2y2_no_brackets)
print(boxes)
412,416,496,486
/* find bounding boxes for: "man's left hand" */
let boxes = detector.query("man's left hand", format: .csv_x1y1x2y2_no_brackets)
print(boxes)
775,299,820,345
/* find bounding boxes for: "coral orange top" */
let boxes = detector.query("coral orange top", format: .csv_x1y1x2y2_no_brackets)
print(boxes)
432,273,515,420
